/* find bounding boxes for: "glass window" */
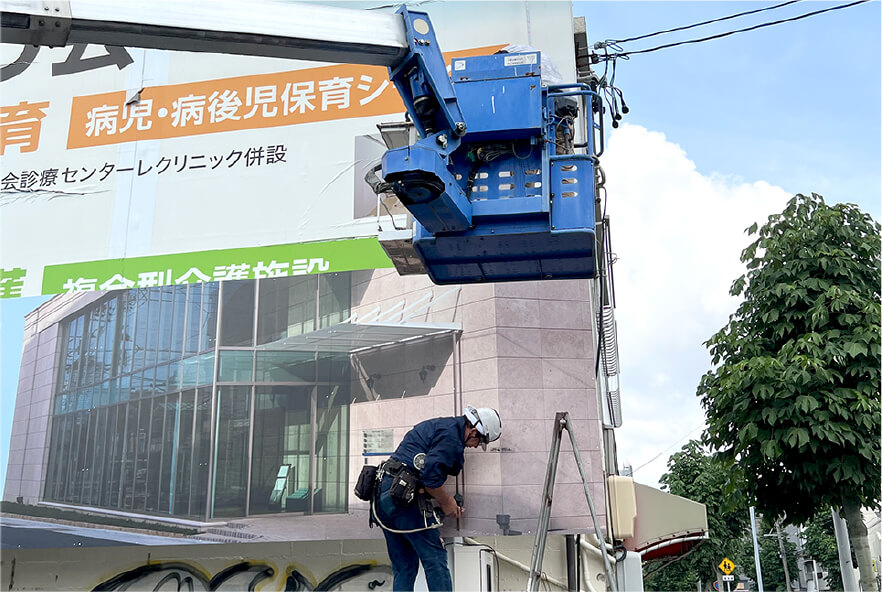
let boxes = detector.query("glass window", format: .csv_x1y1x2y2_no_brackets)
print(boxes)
220,280,255,347
174,390,196,516
66,315,84,392
132,399,152,512
145,289,162,369
318,273,351,329
129,372,143,401
249,386,311,515
145,397,165,512
257,275,319,345
117,375,131,403
190,387,212,519
90,407,108,507
75,387,91,411
197,352,215,386
141,366,156,400
185,283,202,355
159,393,179,514
44,414,71,501
167,360,183,393
171,284,187,359
103,404,124,508
154,363,170,395
201,282,219,351
157,286,174,364
219,350,254,382
69,411,88,503
80,409,96,505
121,402,139,510
213,385,251,518
315,384,349,513
103,298,117,383
82,309,100,387
256,351,316,383
181,355,199,389
118,291,137,376
133,290,149,371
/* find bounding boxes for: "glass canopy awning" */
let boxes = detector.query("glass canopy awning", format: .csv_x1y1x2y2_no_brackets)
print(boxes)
256,321,461,354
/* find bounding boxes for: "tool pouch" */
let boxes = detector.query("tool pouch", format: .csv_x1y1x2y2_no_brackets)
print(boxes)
388,466,421,505
354,464,378,501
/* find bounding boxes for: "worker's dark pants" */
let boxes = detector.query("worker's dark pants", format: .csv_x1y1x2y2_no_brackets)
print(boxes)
376,474,452,592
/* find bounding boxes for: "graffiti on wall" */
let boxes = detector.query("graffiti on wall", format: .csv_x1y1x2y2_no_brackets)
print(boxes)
91,560,394,592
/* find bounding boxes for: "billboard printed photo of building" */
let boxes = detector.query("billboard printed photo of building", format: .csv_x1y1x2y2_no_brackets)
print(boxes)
6,267,610,541
1,0,620,548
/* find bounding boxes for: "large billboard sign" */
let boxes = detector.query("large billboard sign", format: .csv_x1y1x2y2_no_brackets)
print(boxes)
0,1,576,300
1,1,605,549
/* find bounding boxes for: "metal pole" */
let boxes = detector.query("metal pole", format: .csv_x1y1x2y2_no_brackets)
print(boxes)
832,507,859,592
775,521,793,592
750,506,765,592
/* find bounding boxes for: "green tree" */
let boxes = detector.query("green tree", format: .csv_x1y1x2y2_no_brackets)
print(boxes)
697,193,881,591
803,511,843,591
643,440,750,591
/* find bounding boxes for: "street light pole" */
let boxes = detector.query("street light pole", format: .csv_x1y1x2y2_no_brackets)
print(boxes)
750,507,765,592
832,508,859,592
775,520,793,592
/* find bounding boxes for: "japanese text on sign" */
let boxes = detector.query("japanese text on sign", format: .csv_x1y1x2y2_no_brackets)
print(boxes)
1,144,286,191
62,258,330,293
66,46,500,149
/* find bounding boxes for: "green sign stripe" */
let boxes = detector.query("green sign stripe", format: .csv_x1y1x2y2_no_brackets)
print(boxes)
41,237,394,295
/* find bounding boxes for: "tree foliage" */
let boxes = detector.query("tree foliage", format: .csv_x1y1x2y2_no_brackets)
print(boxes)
803,511,843,591
697,193,881,524
644,440,750,591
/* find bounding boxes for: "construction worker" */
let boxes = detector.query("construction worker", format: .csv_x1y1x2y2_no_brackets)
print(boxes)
373,405,502,592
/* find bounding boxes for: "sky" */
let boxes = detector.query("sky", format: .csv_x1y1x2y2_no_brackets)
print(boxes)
571,0,881,488
1,0,880,494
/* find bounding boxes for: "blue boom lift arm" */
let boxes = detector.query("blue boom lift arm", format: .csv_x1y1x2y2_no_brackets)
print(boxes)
0,0,603,284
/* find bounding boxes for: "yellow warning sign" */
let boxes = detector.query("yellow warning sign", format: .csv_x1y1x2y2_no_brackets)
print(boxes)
719,558,736,575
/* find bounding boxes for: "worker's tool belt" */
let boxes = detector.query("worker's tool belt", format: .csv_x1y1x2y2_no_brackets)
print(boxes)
382,458,421,506
354,464,378,501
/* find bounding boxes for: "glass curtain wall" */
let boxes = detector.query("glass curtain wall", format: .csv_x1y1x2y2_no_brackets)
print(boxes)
44,273,351,520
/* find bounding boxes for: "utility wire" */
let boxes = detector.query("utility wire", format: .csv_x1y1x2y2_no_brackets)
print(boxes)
611,0,803,44
617,0,870,57
631,424,704,474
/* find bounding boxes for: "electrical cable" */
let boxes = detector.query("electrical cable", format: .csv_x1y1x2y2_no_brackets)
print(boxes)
617,0,869,57
630,424,704,474
609,0,803,44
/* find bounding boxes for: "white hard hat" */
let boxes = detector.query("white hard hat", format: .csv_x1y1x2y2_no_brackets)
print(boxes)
464,405,502,450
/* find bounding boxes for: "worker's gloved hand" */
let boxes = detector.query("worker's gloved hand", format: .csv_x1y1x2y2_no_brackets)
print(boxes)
441,496,464,518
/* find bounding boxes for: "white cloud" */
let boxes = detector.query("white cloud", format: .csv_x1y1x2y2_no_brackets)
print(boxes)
601,124,791,488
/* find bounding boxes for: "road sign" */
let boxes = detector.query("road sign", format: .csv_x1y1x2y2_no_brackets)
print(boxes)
722,575,735,582
719,558,736,575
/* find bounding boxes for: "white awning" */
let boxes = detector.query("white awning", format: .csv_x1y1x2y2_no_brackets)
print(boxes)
256,321,461,354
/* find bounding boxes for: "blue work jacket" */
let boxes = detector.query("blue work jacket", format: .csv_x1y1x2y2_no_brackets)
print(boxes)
390,416,466,488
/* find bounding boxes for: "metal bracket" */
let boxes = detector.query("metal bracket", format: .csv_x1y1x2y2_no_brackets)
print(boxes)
0,1,72,47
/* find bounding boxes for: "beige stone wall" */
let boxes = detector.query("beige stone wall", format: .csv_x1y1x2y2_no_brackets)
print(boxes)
4,292,103,504
348,270,605,538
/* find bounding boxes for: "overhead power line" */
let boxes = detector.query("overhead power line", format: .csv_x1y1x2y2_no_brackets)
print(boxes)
631,424,704,475
611,0,803,45
617,0,870,57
